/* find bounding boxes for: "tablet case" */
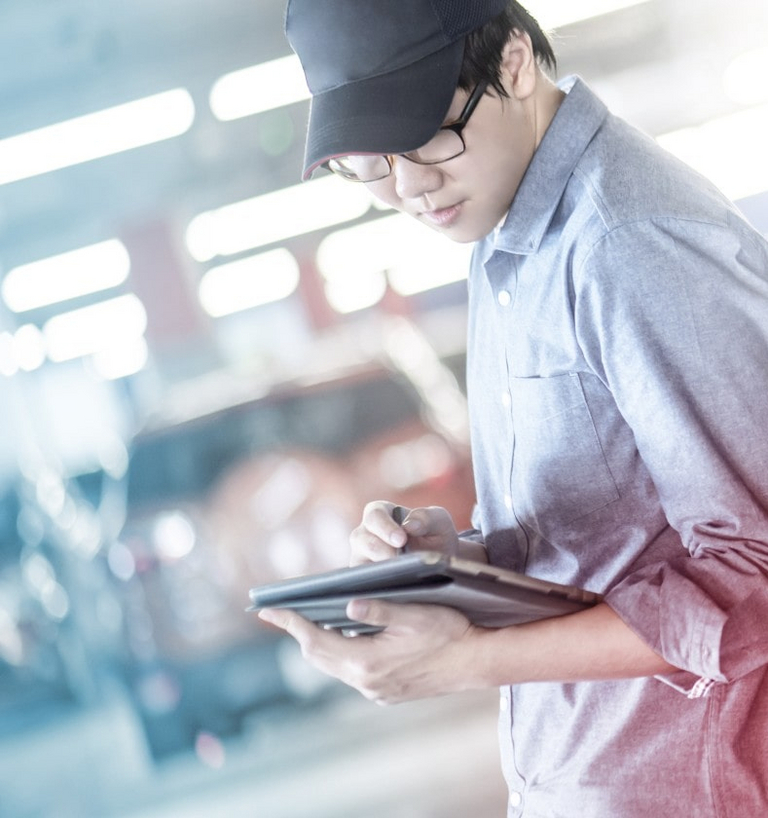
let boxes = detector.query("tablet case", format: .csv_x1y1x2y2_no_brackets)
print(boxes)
249,550,603,634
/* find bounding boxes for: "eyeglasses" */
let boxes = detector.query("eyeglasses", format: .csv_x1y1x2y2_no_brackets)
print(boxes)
327,80,489,183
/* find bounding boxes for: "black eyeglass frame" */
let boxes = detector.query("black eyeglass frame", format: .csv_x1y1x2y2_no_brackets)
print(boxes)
326,79,490,181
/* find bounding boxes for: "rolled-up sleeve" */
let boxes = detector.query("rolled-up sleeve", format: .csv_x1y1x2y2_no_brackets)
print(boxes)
574,213,768,685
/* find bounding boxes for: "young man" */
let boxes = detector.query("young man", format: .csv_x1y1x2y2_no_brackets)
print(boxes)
259,1,768,815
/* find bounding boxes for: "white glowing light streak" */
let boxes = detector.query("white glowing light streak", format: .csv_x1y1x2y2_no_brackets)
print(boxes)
185,175,372,262
317,213,472,301
2,239,130,312
198,248,300,317
43,294,148,363
210,54,310,121
657,103,768,202
91,336,149,380
527,0,650,29
0,89,195,186
723,47,768,107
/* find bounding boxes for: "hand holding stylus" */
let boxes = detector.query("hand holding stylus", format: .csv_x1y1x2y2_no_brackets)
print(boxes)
348,501,461,566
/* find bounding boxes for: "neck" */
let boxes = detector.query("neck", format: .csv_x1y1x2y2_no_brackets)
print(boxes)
532,77,566,150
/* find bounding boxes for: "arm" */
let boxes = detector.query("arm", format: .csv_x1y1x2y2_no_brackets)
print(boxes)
259,505,676,704
258,598,676,705
575,216,768,685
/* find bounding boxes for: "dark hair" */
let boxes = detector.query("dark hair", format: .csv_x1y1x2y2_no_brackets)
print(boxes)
459,1,556,96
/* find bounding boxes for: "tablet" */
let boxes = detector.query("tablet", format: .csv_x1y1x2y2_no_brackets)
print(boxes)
249,550,602,634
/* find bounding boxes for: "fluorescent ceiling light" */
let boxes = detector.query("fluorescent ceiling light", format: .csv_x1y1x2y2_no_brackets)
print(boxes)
210,54,310,121
198,248,300,317
324,269,388,315
526,0,650,29
43,294,147,363
317,214,472,297
186,175,373,262
0,89,195,186
657,103,768,202
2,239,130,312
0,324,47,374
91,337,149,381
723,47,768,106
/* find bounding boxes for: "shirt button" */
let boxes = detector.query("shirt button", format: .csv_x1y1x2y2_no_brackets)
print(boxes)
504,494,513,510
500,696,509,713
497,289,511,306
509,791,523,808
501,391,512,409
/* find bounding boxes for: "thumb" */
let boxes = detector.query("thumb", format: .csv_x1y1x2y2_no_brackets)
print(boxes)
400,506,458,553
346,598,399,629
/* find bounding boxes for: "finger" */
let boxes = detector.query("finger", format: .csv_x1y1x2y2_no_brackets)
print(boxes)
347,599,398,629
345,598,417,633
399,506,459,554
348,526,403,565
400,505,453,536
364,501,409,547
349,502,409,564
258,608,321,643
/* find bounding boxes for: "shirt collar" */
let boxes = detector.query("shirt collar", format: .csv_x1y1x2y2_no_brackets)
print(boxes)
491,76,609,255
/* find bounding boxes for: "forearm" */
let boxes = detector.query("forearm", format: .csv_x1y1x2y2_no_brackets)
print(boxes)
260,597,679,705
465,602,677,688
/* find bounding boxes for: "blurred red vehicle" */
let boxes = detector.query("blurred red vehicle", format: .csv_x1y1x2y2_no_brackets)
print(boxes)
105,359,474,756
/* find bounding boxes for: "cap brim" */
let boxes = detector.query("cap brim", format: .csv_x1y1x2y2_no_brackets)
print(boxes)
301,39,465,180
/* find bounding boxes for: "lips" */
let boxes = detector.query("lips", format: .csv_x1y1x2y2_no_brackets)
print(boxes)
420,202,463,227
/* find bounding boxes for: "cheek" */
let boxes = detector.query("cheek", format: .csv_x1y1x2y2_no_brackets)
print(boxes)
478,143,531,215
364,178,403,211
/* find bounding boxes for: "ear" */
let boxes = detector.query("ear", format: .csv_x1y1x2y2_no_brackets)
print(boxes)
499,30,538,100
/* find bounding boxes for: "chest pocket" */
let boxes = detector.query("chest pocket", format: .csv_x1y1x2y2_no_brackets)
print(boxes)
509,372,619,538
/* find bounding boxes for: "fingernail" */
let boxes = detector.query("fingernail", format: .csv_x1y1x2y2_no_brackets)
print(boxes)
403,518,423,534
389,530,407,547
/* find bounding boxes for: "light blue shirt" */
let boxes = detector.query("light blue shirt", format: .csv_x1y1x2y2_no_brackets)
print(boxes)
466,76,768,817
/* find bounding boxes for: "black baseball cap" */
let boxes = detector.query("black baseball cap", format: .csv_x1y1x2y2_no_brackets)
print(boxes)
285,0,509,179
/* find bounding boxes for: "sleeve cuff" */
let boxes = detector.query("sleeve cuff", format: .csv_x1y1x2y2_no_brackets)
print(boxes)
654,669,720,699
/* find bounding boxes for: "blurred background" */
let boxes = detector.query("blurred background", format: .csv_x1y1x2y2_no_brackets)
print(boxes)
0,1,766,816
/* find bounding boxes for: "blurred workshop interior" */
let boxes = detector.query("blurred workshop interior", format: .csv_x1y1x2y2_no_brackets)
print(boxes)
0,1,767,816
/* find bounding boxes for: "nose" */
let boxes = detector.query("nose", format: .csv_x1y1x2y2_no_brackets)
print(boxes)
392,156,443,201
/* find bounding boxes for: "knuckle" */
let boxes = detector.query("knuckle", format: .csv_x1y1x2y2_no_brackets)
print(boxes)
298,632,321,659
350,657,380,690
365,534,394,560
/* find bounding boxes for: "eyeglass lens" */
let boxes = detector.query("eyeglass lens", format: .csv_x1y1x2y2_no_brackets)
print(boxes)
328,80,487,182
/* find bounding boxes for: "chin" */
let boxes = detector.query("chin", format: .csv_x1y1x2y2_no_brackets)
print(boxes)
445,224,495,244
422,218,492,244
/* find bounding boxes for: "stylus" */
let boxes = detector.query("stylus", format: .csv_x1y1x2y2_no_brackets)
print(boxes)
391,505,408,554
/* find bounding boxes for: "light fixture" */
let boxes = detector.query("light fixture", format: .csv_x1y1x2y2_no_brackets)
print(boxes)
657,103,768,202
185,175,373,262
2,239,130,312
526,0,650,29
723,47,768,107
323,269,388,314
0,325,47,375
0,89,195,186
13,324,47,372
90,336,149,381
43,294,148,363
317,213,472,299
210,54,310,121
198,248,300,317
